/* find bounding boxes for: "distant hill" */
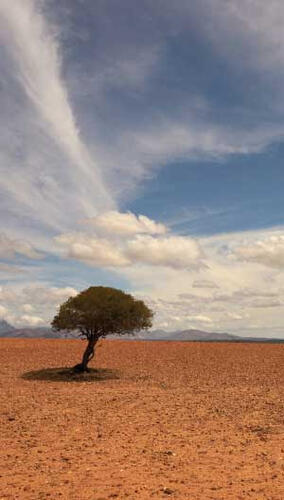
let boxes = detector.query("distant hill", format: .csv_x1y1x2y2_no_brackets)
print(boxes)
0,320,74,339
0,319,15,334
143,329,284,343
130,329,284,343
151,329,238,341
1,327,67,339
0,320,283,342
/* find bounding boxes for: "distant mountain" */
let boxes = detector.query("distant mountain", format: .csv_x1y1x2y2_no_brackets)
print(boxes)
97,328,284,342
153,329,238,341
0,321,74,339
142,329,284,343
0,320,283,342
0,319,15,334
135,329,168,340
2,327,62,339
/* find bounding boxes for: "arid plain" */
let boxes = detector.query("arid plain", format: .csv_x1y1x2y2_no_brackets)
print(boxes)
0,339,283,500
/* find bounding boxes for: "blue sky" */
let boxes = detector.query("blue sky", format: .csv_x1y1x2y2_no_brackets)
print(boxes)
0,0,284,337
128,146,284,235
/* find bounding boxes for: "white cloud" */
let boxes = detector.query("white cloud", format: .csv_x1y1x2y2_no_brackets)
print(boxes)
127,234,204,269
146,280,284,334
0,0,113,246
248,298,282,308
192,279,218,289
0,2,284,338
1,225,284,336
21,304,34,313
126,123,275,160
0,285,78,326
49,287,78,299
0,0,110,201
234,234,284,268
1,0,284,240
225,312,244,320
0,285,77,306
212,289,283,309
56,226,204,270
56,233,130,267
86,0,284,204
118,227,284,336
186,314,213,324
0,0,283,249
34,1,283,211
86,211,167,236
102,122,283,204
0,305,8,318
19,314,44,327
202,0,284,73
0,233,42,260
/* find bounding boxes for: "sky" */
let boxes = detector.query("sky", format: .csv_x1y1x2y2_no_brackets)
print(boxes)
0,0,284,337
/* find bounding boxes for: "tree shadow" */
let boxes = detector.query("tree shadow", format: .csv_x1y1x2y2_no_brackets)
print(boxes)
21,366,120,383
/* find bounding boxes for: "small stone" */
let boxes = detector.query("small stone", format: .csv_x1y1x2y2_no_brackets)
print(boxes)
163,487,174,495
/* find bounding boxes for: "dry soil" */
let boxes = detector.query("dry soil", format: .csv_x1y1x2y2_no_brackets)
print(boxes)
0,339,283,499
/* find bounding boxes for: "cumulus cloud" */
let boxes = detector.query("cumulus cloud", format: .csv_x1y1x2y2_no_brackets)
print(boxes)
127,235,203,269
0,233,42,260
19,314,44,326
122,230,284,335
24,286,78,305
234,235,284,268
56,233,130,267
56,211,203,270
149,283,284,333
56,224,204,270
86,211,167,236
0,284,76,305
1,2,284,338
1,0,284,240
0,285,78,326
1,0,284,243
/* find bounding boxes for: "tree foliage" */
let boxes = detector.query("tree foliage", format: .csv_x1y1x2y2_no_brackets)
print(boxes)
52,286,153,372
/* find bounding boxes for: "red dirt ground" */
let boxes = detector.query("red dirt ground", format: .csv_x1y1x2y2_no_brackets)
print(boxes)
0,339,283,500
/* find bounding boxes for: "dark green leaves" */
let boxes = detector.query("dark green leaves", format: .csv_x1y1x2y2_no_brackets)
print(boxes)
52,286,153,339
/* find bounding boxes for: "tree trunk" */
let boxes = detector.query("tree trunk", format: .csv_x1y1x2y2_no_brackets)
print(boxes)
73,337,98,373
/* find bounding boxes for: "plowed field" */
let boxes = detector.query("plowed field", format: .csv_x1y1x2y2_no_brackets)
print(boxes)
0,339,283,499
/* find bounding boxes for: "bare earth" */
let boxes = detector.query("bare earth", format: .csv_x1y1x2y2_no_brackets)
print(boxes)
0,339,283,500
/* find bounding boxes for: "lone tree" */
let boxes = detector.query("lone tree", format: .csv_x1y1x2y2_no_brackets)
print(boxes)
52,286,153,372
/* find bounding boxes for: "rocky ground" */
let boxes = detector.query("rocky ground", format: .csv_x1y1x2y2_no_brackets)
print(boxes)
0,339,283,499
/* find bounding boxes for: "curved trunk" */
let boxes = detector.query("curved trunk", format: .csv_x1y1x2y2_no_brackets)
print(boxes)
73,337,98,372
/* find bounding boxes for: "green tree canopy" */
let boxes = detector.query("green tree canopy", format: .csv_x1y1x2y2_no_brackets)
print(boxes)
52,286,153,372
